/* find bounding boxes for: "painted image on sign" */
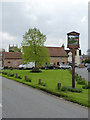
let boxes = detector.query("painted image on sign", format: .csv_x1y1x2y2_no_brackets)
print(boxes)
68,35,79,45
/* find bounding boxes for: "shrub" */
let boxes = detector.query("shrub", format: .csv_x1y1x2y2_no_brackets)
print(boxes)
2,71,8,75
67,87,82,93
82,83,90,89
15,75,22,79
10,74,14,77
61,86,82,93
77,79,86,85
40,81,46,86
31,67,42,73
4,66,8,69
9,67,13,70
61,86,68,91
25,78,32,82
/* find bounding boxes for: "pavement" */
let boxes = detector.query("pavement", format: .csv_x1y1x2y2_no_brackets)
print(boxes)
2,76,88,118
75,67,89,81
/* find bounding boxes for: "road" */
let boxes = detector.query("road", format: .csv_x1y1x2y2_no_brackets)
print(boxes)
2,77,88,118
75,67,89,81
0,76,2,120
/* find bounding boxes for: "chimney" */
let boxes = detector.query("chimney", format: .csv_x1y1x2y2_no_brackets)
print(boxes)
62,44,65,49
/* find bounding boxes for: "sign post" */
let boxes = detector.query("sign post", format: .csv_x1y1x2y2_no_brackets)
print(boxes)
67,31,80,88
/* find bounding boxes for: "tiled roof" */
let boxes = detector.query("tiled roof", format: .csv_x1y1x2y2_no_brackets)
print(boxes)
4,52,22,59
46,47,68,57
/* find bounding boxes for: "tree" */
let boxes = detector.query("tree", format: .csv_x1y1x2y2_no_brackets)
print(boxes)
9,48,21,52
21,28,50,70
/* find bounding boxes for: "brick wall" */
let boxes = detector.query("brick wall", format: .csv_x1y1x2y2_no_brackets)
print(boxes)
50,57,68,66
4,59,22,68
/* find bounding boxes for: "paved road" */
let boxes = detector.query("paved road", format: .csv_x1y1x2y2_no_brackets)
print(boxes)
0,76,2,120
2,77,88,118
75,67,89,81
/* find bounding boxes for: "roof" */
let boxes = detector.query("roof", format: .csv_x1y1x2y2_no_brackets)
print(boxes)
65,50,70,54
67,31,80,35
4,52,22,59
46,47,68,57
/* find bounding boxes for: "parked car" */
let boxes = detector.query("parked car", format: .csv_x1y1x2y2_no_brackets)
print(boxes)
87,64,90,72
45,65,56,69
0,67,4,70
58,64,71,69
19,62,35,69
85,63,89,67
68,62,78,67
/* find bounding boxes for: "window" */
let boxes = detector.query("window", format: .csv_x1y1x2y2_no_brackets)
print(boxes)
8,61,11,63
51,57,54,60
13,61,17,66
59,57,62,61
57,62,60,66
0,54,2,57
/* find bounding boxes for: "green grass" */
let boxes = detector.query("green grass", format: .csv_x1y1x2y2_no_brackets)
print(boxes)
1,69,89,107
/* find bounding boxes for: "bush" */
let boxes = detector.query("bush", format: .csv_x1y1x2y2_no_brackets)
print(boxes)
82,83,90,89
25,78,32,82
9,67,13,70
2,71,8,75
10,74,14,77
15,75,22,79
67,87,82,93
61,86,82,93
77,79,86,85
31,67,42,73
61,86,68,91
75,74,86,85
40,81,46,86
4,66,8,69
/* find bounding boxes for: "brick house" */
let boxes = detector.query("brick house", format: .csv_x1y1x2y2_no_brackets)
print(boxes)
3,45,68,68
46,46,68,66
65,49,82,65
0,49,5,68
3,52,22,68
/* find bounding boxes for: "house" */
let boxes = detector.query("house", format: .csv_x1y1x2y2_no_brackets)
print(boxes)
46,46,68,66
65,49,82,65
0,49,5,68
3,52,22,68
2,45,68,68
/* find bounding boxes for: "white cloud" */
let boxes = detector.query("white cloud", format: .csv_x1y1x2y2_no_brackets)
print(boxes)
1,1,88,53
81,16,87,22
0,32,17,41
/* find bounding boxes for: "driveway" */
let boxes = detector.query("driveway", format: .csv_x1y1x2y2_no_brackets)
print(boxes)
75,67,89,81
2,76,88,118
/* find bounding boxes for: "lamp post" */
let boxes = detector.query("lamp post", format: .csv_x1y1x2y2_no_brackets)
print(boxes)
67,31,80,88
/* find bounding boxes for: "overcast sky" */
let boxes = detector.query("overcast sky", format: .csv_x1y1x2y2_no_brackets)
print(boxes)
0,0,89,54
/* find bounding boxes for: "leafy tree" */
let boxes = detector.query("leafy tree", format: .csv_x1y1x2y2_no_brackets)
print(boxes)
21,28,50,69
9,48,21,52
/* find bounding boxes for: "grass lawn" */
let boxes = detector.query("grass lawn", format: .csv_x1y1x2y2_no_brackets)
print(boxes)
1,69,89,107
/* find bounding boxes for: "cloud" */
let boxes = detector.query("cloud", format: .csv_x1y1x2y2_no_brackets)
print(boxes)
0,32,18,50
1,0,88,54
81,16,87,22
0,32,17,41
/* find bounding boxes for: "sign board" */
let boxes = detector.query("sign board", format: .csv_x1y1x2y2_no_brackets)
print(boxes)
67,31,80,88
67,31,80,49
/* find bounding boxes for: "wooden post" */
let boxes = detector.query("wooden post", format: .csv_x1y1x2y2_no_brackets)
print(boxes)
71,49,75,88
39,79,41,84
25,76,27,80
16,73,17,78
57,83,61,90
